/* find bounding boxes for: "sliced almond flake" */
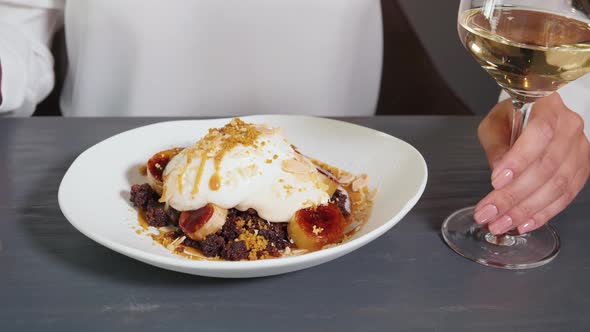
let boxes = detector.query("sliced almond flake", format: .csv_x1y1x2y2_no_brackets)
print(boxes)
368,187,379,201
282,247,310,257
158,226,176,233
344,221,362,234
167,236,186,251
258,124,278,135
338,173,356,185
282,159,314,174
294,153,307,162
182,250,207,258
294,172,313,182
352,174,369,192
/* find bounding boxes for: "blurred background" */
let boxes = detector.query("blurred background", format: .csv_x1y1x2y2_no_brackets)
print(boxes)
35,0,501,117
384,0,500,115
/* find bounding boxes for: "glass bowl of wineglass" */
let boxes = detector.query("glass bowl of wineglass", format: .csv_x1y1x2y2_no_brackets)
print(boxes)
442,0,590,269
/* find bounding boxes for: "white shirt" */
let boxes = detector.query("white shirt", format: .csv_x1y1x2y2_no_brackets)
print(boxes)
0,0,382,116
0,1,588,118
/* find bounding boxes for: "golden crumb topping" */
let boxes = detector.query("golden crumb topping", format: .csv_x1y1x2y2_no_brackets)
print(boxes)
162,118,263,200
197,118,262,192
238,231,270,260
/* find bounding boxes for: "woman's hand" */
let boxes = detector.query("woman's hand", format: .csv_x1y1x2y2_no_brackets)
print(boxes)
475,93,590,235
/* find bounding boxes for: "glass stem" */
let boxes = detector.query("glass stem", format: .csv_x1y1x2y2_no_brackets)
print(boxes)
510,99,533,147
484,98,533,246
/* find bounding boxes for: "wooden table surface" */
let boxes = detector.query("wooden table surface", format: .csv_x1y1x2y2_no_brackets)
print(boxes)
1,117,589,331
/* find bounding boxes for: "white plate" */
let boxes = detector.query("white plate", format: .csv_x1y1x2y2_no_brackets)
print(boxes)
58,115,427,278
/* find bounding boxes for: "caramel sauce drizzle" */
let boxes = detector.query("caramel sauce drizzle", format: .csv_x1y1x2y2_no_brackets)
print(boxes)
177,173,184,193
209,173,221,191
137,210,149,231
192,151,207,195
174,118,262,196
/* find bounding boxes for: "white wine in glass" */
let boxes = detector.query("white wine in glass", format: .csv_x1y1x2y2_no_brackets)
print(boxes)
460,7,590,104
442,0,590,269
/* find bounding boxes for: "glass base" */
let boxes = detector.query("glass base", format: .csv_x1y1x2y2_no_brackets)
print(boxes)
441,207,560,269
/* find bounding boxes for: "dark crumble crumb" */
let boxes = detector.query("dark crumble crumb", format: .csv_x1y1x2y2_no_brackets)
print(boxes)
330,189,350,218
259,222,290,251
165,207,180,226
223,241,248,261
266,242,280,257
130,184,180,227
130,184,158,209
131,184,294,261
194,208,292,260
221,211,243,239
145,202,170,227
199,234,226,257
182,237,200,249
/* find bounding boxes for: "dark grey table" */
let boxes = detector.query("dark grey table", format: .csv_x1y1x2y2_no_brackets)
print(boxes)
1,117,589,332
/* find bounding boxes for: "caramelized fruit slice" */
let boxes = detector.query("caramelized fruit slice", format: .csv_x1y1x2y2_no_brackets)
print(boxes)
146,147,184,194
288,203,345,251
179,204,228,241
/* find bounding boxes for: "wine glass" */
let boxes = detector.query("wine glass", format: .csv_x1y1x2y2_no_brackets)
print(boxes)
442,0,590,269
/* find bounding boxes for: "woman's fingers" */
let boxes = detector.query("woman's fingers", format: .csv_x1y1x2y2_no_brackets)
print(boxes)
518,160,590,234
474,104,583,225
487,137,588,234
476,93,589,233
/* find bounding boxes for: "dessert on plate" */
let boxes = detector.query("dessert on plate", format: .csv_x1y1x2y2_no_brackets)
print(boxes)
129,118,374,261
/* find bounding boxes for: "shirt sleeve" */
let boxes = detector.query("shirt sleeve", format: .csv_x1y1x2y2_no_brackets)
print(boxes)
558,74,590,138
0,0,64,116
498,75,590,139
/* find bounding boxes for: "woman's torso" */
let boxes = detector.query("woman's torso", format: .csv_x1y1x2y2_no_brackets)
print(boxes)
61,0,383,116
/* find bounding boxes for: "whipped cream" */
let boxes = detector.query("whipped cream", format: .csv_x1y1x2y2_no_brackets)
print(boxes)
161,119,331,222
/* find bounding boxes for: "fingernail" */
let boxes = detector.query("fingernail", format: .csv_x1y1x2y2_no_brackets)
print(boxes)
474,204,498,224
492,169,513,189
489,215,513,235
518,219,536,234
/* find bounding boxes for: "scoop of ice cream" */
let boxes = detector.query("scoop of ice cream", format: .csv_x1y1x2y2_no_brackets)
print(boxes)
160,119,333,222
